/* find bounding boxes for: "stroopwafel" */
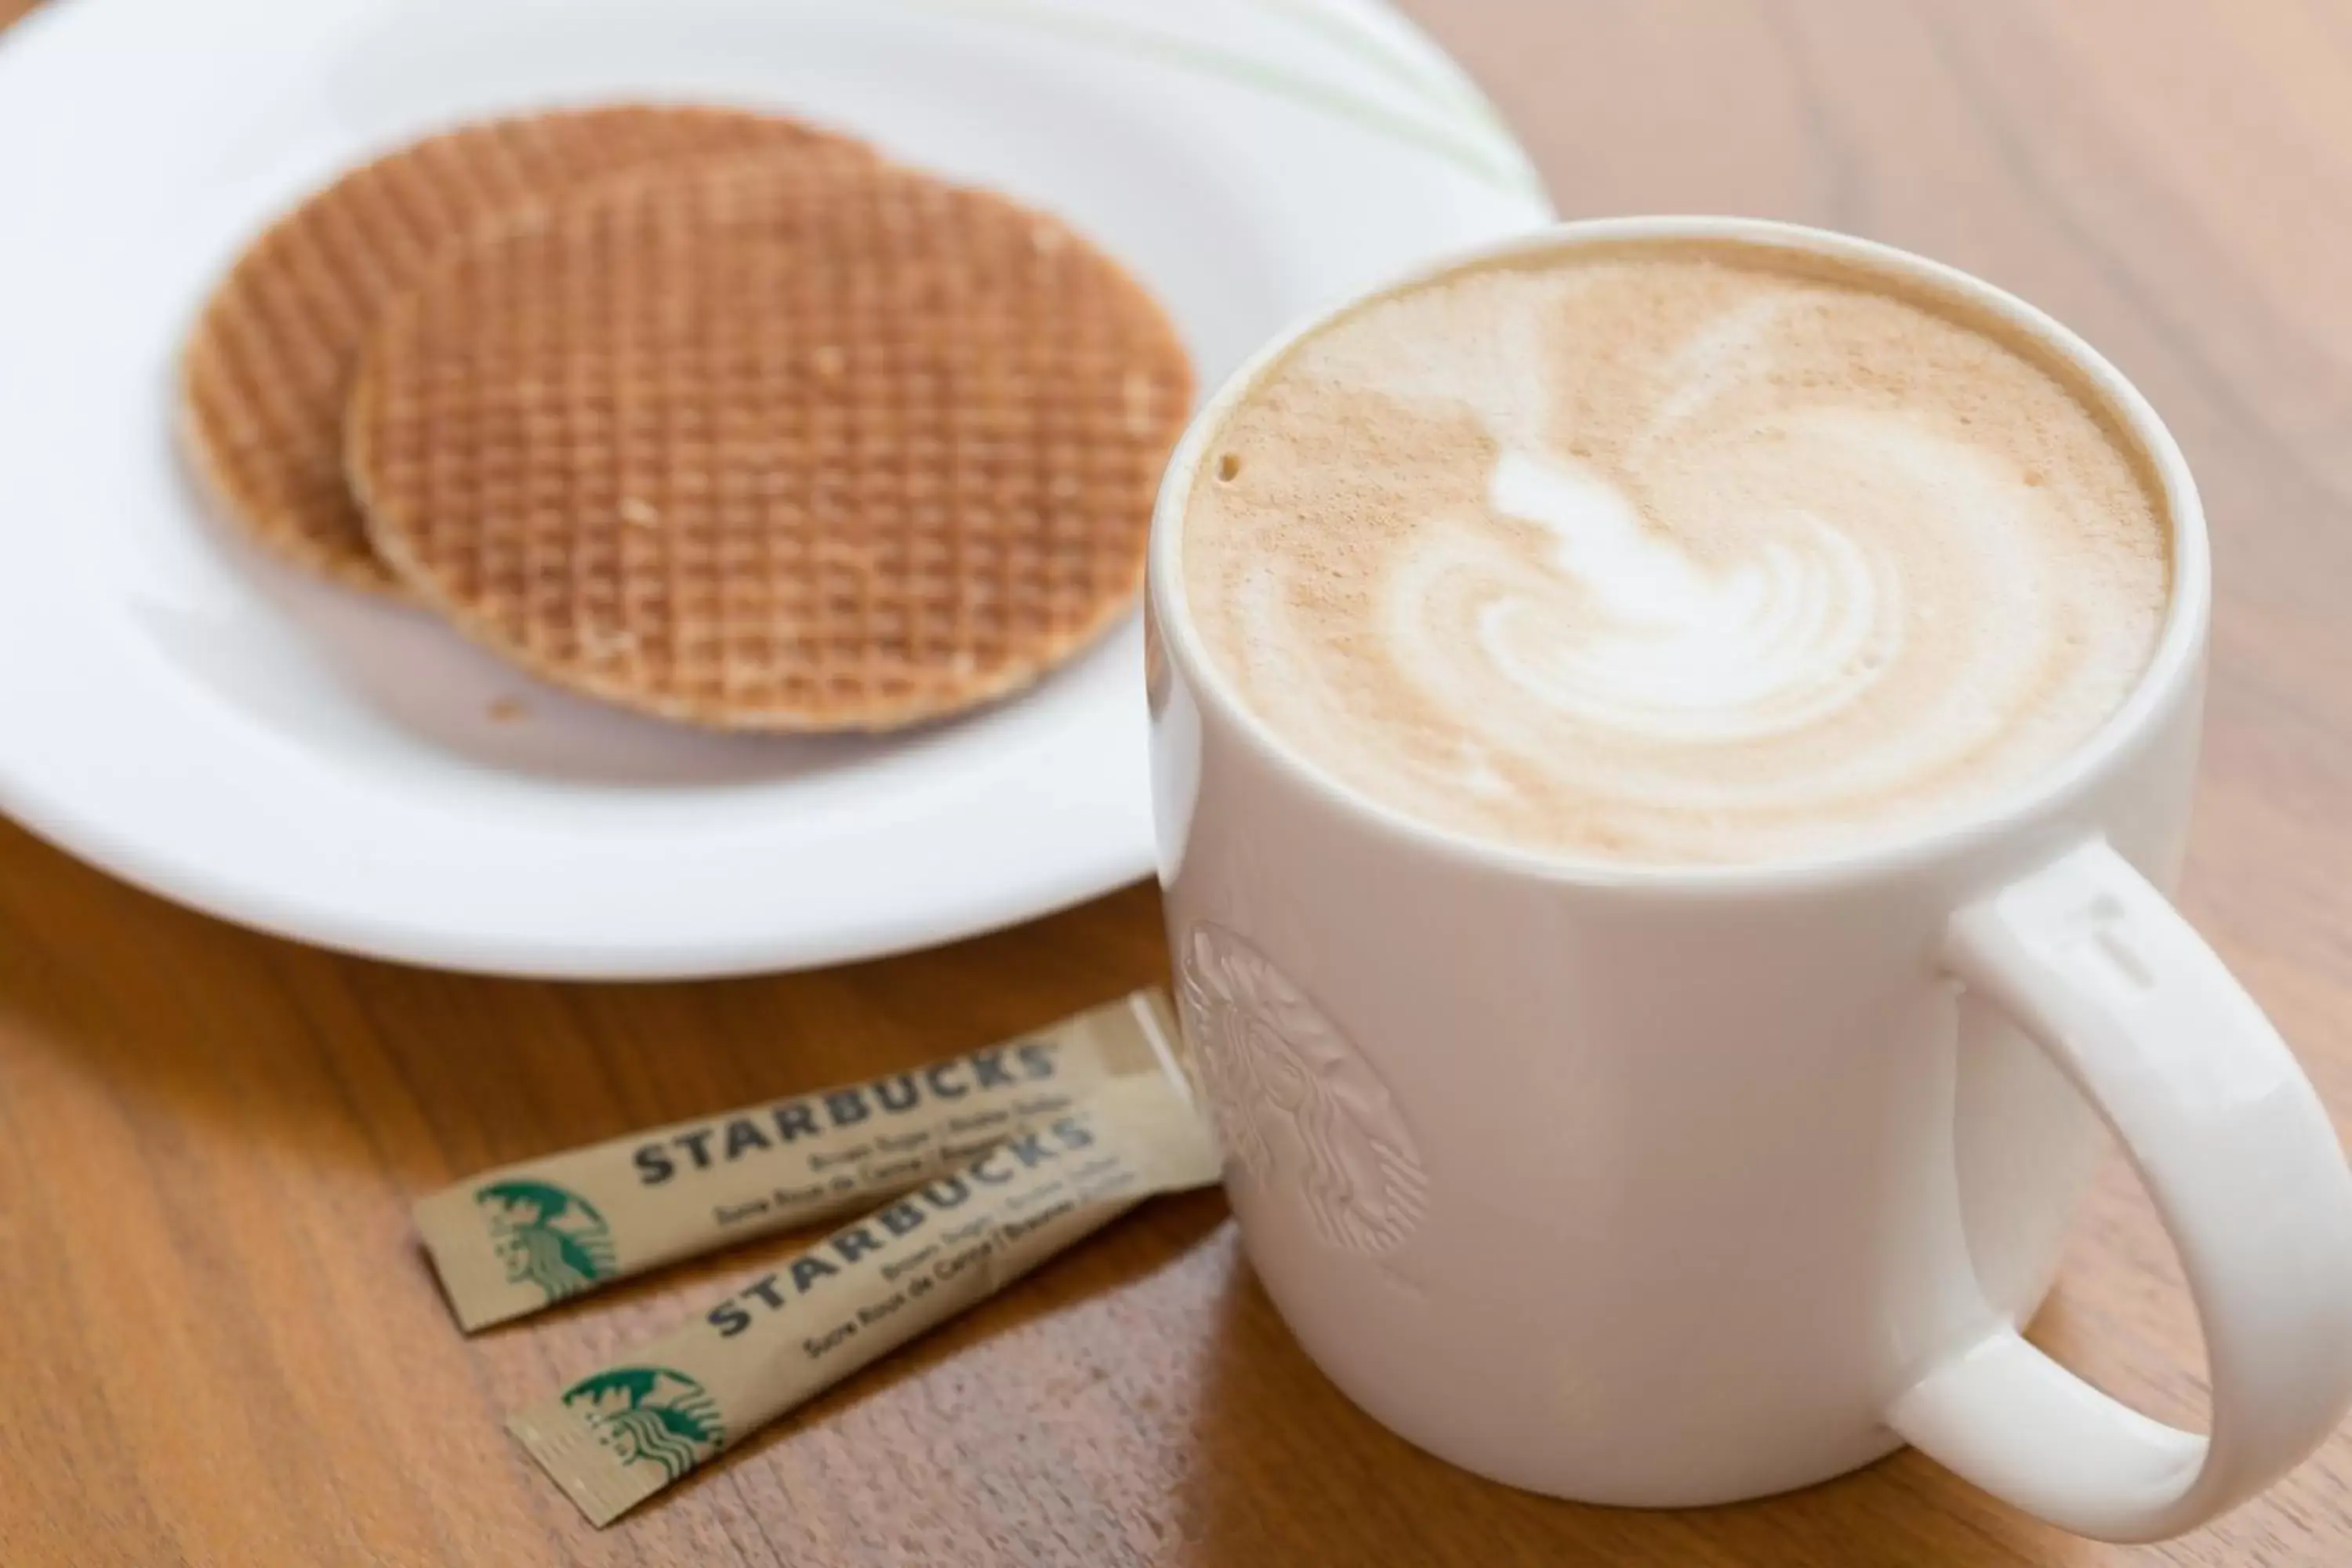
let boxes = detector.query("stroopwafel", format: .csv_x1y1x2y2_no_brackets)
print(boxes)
344,154,1195,730
180,105,873,593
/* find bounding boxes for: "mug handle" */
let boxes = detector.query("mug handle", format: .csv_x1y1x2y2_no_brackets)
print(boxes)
1885,838,2352,1541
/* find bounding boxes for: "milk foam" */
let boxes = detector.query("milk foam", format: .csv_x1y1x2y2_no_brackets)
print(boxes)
1181,243,2170,865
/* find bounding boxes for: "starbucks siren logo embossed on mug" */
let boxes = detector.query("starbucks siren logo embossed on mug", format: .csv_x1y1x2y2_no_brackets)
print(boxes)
1177,922,1428,1255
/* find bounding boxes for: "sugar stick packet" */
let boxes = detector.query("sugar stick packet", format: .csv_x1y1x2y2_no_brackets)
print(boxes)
509,1065,1220,1526
415,990,1186,1330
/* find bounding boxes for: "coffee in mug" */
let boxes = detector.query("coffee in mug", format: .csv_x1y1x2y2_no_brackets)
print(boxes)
1181,239,2170,866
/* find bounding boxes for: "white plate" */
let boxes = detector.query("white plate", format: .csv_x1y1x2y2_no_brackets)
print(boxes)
0,0,1549,978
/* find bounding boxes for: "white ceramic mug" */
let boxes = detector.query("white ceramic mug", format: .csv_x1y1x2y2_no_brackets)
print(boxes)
1145,216,2352,1543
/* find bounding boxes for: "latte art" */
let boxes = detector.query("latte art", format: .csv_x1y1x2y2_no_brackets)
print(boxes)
1182,242,2169,864
1452,446,1896,742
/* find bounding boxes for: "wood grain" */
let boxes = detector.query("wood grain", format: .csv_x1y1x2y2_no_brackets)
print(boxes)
4,0,2351,1562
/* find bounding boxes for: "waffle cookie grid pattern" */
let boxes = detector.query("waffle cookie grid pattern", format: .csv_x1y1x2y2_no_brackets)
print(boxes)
345,155,1195,729
180,105,869,592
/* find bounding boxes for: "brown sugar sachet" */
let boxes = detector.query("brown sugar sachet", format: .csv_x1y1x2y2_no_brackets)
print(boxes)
413,990,1186,1330
508,1066,1219,1526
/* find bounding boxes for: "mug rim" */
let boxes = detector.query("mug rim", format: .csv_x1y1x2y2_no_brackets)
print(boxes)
1145,214,2212,896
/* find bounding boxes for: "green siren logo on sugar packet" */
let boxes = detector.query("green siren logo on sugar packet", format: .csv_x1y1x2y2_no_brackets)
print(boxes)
563,1367,727,1483
474,1178,616,1303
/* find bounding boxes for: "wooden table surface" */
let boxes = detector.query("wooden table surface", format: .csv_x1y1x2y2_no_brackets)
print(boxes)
5,0,2352,1563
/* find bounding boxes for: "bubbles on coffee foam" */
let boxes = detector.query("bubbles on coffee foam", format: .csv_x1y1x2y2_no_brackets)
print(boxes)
1183,248,2169,864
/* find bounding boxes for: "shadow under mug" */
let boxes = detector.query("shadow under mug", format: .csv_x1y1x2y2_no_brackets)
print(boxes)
1144,216,2352,1544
